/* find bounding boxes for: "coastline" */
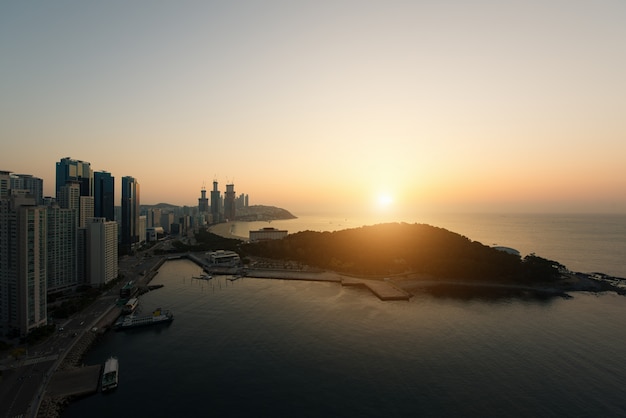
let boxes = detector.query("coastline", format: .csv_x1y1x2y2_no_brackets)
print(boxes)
36,251,624,416
207,221,625,297
209,222,247,240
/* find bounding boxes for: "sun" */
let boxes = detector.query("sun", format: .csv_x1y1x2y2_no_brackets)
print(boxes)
376,193,394,209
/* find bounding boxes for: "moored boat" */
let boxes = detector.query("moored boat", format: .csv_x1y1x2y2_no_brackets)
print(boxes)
101,356,119,391
115,308,174,330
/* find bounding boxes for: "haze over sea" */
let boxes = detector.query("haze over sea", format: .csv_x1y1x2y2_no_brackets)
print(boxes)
62,212,626,417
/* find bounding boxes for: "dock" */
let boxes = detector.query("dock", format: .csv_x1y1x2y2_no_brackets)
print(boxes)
179,253,411,301
342,277,411,301
46,365,102,398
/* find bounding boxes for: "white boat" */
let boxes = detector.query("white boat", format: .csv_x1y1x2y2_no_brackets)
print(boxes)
101,356,119,391
115,308,174,330
193,273,213,280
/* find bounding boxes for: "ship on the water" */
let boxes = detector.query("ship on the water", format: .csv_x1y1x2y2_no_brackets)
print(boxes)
101,356,119,391
115,308,174,330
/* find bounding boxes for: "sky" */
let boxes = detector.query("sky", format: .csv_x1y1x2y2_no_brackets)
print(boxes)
1,1,625,216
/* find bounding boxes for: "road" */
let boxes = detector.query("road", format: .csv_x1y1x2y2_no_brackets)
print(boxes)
0,245,166,418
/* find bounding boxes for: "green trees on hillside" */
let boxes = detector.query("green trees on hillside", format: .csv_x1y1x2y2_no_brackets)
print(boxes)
241,223,564,283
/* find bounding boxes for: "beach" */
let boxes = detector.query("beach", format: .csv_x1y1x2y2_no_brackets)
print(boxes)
209,222,247,240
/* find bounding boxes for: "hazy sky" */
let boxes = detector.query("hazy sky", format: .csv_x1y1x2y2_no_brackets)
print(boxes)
1,1,625,215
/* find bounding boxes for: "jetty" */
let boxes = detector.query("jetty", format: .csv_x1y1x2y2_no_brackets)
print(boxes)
341,277,411,301
240,268,411,301
46,365,102,398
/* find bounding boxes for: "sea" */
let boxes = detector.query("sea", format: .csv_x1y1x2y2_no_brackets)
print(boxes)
63,213,626,417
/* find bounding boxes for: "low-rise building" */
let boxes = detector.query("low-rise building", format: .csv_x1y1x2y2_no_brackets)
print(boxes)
206,250,240,266
249,227,288,242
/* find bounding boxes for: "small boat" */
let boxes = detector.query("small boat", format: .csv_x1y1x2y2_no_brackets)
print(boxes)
193,273,213,280
101,356,119,391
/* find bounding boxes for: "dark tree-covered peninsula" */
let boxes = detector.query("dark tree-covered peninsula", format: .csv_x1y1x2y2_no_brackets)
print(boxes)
241,222,565,283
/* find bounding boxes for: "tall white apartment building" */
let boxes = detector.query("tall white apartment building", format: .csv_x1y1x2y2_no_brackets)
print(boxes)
79,196,94,228
46,204,77,293
86,218,118,286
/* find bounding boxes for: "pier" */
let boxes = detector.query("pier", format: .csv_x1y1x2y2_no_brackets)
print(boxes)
46,365,102,398
341,277,411,301
182,252,411,301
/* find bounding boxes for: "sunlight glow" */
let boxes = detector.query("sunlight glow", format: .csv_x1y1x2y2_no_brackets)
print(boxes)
376,193,394,209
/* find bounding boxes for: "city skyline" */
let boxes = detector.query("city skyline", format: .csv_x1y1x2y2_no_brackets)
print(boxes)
1,2,625,215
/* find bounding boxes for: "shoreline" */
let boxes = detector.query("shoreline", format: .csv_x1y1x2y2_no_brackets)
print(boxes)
207,221,626,295
34,253,624,416
209,222,247,240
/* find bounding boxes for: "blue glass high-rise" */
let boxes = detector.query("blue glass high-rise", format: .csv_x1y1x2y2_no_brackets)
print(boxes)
94,171,115,221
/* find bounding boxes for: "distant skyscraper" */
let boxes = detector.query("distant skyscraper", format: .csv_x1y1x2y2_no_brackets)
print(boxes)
79,196,94,228
139,215,147,245
86,218,118,286
94,171,115,221
58,182,80,212
121,176,140,252
0,171,10,199
46,204,77,293
198,187,209,213
10,174,44,205
0,192,47,338
147,208,161,228
56,157,93,198
210,181,220,223
160,212,174,233
224,183,236,221
236,193,249,209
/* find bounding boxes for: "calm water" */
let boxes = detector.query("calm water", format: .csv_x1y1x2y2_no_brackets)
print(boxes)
231,213,626,277
64,259,626,417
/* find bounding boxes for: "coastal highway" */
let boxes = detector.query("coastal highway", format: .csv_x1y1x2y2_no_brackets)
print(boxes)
0,251,164,418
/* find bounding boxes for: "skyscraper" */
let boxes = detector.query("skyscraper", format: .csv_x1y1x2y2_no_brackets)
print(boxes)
94,171,115,221
0,191,47,338
56,157,93,198
0,171,10,199
121,176,140,252
10,174,44,205
210,181,220,223
224,183,236,221
86,218,118,286
46,203,77,293
78,196,94,228
198,187,209,213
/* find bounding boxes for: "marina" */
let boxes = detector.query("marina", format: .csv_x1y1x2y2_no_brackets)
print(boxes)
62,259,626,418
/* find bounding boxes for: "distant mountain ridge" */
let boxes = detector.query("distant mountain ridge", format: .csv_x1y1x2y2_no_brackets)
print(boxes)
235,205,297,221
142,202,179,209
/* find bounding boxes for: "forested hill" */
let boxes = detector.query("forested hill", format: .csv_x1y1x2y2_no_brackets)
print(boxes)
241,222,564,283
235,205,296,221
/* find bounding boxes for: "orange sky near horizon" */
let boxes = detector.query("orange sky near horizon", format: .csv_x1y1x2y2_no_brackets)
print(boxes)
1,1,625,215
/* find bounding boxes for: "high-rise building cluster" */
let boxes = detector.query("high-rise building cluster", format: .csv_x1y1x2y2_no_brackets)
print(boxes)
1,157,249,340
0,157,143,339
197,180,248,226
